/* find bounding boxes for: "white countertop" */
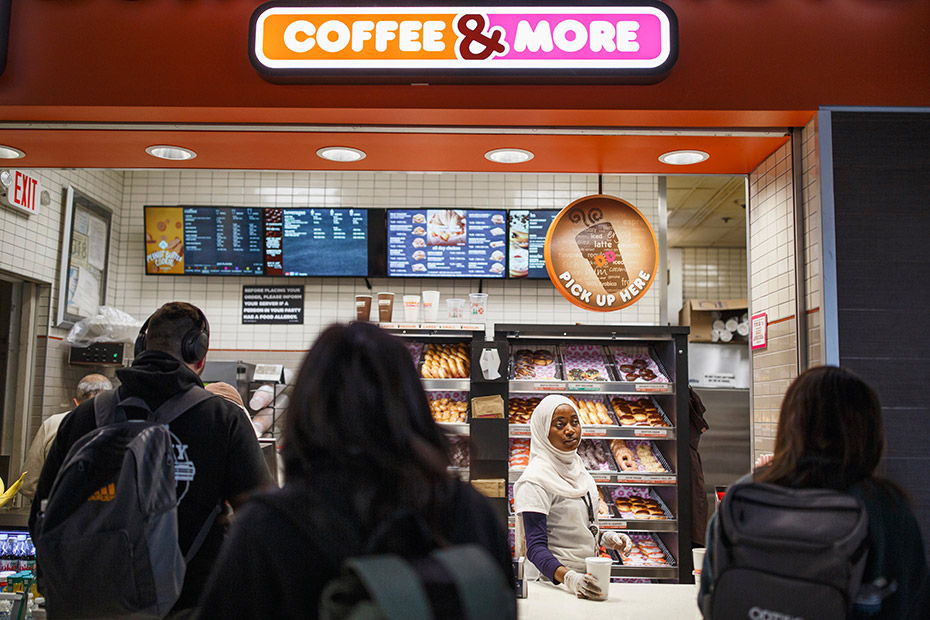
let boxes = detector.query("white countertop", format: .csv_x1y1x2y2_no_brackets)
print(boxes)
518,581,703,620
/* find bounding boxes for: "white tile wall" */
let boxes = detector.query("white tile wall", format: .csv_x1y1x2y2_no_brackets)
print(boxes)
114,171,662,353
800,116,824,367
748,142,798,457
681,247,747,301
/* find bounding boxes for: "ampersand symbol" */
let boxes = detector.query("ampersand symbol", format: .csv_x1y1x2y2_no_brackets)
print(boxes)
455,14,507,60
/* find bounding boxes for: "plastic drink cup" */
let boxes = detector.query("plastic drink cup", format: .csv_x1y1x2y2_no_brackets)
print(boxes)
447,298,465,320
355,295,372,322
422,290,440,321
469,293,488,318
403,295,421,322
584,557,612,601
692,548,706,590
377,292,395,322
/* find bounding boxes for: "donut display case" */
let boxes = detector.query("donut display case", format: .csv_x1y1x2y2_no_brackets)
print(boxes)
498,323,690,582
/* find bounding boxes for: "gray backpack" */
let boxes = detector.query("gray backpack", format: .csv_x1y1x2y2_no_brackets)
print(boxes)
33,387,219,619
702,481,870,620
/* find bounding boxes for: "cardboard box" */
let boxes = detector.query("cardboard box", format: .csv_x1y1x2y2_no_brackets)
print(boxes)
679,299,747,342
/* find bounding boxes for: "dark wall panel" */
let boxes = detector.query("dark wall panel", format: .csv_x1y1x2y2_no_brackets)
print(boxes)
831,110,930,560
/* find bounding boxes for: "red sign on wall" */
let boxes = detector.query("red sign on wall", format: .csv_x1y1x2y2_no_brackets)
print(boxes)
1,170,41,216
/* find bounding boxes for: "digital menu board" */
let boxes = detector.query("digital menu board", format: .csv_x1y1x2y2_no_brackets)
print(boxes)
387,209,507,278
144,206,369,277
265,208,368,277
145,206,265,275
508,210,559,278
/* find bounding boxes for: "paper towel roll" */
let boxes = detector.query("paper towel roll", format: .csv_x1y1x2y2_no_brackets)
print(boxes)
737,322,750,336
712,320,726,332
720,329,733,342
725,318,739,332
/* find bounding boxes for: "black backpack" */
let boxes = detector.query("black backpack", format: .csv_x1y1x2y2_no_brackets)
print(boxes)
701,481,869,620
258,488,516,620
33,387,221,619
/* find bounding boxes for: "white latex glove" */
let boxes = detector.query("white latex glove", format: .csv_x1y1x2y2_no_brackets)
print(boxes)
754,453,774,470
601,531,633,556
562,569,601,599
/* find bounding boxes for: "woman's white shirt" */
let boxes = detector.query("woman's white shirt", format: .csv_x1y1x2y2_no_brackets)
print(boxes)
515,480,599,573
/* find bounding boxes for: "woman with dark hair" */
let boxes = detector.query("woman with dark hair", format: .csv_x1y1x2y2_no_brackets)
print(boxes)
700,366,930,619
197,323,514,618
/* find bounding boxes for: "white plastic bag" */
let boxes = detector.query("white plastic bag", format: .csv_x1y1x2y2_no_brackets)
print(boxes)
66,306,142,347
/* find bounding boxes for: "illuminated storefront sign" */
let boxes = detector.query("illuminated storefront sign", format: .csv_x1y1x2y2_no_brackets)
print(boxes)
250,4,677,79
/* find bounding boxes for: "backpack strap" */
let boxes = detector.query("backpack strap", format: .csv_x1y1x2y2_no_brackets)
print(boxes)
184,503,223,564
431,545,515,620
343,555,434,620
93,386,215,427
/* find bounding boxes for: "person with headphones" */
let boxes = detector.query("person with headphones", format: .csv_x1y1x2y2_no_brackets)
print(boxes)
29,302,273,620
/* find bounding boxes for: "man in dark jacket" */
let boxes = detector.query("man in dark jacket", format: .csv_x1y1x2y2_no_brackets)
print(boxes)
30,302,273,618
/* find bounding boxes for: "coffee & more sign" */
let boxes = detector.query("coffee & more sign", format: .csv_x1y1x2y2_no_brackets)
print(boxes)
250,4,677,81
544,195,658,312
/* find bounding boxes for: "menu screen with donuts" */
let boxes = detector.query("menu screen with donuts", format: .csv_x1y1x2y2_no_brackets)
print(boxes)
507,209,558,278
386,209,506,278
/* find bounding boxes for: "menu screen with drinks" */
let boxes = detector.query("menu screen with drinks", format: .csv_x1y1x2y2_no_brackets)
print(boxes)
507,209,559,278
265,208,368,277
144,206,369,276
386,209,507,278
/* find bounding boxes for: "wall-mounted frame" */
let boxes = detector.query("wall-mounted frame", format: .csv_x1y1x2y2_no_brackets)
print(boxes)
56,186,112,327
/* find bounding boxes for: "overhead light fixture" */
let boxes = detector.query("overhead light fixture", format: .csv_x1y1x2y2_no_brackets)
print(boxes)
0,145,25,160
658,150,709,165
485,148,534,164
316,147,366,162
145,145,197,161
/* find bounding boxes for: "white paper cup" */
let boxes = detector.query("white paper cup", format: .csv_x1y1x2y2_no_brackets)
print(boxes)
584,557,612,601
403,295,421,322
692,548,706,590
422,290,440,321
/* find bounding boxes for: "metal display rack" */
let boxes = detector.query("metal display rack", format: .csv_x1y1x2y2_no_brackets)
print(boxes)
496,324,691,582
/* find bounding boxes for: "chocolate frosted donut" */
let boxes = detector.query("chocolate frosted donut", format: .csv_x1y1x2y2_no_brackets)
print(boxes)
619,364,635,374
625,373,639,381
632,359,648,370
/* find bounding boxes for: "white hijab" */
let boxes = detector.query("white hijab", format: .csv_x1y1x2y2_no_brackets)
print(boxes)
514,394,596,500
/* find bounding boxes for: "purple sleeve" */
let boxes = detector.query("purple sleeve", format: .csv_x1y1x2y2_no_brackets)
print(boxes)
523,511,564,582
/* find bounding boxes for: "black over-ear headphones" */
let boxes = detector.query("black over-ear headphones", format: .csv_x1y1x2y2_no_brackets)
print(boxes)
134,305,210,364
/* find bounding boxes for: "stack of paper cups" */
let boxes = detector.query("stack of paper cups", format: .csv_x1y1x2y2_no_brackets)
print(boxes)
692,548,706,591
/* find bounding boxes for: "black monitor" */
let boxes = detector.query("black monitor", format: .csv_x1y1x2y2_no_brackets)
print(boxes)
144,206,377,277
386,208,507,278
507,209,560,279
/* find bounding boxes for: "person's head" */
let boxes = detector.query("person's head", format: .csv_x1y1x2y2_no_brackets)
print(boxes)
135,302,210,375
759,365,884,489
530,395,583,454
282,322,449,487
204,381,247,413
74,373,112,406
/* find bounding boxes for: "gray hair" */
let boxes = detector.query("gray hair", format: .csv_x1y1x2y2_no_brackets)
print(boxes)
76,374,113,403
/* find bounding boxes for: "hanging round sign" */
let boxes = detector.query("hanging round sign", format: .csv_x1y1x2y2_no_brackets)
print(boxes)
544,195,659,312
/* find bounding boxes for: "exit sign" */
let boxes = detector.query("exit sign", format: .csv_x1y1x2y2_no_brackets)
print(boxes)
1,170,41,216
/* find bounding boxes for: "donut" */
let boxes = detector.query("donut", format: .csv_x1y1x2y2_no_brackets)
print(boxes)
533,350,554,365
619,415,636,426
632,359,648,370
625,373,639,381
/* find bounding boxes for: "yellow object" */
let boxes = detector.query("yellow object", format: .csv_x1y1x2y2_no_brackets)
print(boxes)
0,472,27,507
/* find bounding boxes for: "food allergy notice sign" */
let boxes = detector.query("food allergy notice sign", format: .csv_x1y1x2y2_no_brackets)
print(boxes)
242,285,305,324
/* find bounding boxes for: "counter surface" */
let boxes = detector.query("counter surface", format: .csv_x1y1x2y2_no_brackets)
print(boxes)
518,581,703,620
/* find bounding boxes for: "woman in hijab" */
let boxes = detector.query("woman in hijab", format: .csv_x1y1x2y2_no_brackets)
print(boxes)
514,395,632,598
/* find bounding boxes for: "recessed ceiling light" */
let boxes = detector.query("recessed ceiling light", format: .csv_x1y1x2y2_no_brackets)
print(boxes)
485,148,534,164
658,150,709,165
145,145,197,161
0,145,25,159
316,147,366,162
